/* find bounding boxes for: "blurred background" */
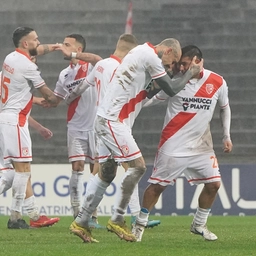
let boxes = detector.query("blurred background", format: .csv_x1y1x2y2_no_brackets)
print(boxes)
1,0,255,165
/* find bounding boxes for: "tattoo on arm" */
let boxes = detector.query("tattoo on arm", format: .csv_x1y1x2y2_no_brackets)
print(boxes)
43,45,50,55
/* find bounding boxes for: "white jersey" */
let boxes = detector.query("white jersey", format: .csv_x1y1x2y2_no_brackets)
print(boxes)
54,61,97,131
155,69,229,156
97,43,166,125
0,49,44,125
85,55,121,107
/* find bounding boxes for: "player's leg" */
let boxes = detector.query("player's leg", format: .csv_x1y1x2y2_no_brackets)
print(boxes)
70,135,114,242
190,181,220,241
70,158,116,243
89,162,104,229
93,117,144,241
83,131,104,228
23,177,60,228
67,130,86,219
1,122,30,228
8,161,31,229
0,168,15,194
186,154,220,241
108,156,145,242
122,162,141,226
70,160,84,218
122,161,161,229
133,153,184,241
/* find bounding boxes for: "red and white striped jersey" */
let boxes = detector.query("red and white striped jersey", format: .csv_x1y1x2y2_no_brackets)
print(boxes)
97,42,166,126
153,69,229,156
0,49,44,126
54,61,97,131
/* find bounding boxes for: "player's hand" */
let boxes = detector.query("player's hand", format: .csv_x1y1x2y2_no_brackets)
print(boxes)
39,127,53,140
188,56,204,76
32,97,45,106
52,43,63,50
55,44,72,60
222,138,233,153
40,100,52,108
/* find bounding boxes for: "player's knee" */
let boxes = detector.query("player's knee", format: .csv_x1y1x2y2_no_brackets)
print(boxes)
205,181,220,193
135,165,147,176
72,161,84,172
99,159,117,183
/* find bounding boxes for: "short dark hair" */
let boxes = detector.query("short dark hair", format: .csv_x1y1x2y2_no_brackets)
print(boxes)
119,34,138,45
66,34,86,52
12,27,34,47
181,45,203,60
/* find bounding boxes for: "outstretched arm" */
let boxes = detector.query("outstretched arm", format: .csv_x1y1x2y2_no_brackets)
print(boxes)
36,44,61,56
55,44,102,66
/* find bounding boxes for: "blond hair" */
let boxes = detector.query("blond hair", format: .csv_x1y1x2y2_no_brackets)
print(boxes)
159,38,181,59
116,34,138,52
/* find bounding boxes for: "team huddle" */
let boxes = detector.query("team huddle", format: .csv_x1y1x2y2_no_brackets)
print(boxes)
0,26,232,243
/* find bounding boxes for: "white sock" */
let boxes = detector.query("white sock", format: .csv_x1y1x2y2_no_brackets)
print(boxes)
193,207,211,226
128,183,140,217
85,173,95,193
0,169,15,194
137,208,149,226
76,174,109,227
112,167,145,223
69,171,84,216
11,172,30,214
23,195,40,221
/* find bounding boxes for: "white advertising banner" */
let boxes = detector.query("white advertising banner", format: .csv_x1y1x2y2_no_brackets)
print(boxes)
0,164,126,216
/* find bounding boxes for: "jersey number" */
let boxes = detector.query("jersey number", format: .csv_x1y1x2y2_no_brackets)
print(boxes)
1,76,9,104
210,155,218,168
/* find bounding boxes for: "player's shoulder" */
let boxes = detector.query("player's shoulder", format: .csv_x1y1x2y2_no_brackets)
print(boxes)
97,57,115,65
5,50,30,65
204,69,227,88
95,57,118,70
205,69,223,78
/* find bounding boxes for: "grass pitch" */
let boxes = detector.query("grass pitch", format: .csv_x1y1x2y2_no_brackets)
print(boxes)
0,215,255,256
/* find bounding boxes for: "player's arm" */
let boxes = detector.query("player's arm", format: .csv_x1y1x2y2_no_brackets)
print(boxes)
220,105,233,153
37,84,61,107
143,90,168,108
154,57,202,97
65,79,91,105
36,44,61,56
55,44,102,66
28,116,53,140
74,52,102,66
65,68,95,104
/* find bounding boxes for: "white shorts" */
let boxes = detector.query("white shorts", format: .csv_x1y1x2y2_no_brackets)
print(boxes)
0,145,14,172
67,129,96,164
148,151,221,186
94,135,111,163
95,116,142,163
0,122,32,165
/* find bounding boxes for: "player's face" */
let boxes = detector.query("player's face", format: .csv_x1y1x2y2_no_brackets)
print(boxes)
178,56,192,74
161,47,181,71
62,37,82,53
26,31,40,56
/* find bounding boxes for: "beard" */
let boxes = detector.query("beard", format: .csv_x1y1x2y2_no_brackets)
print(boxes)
29,47,38,56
